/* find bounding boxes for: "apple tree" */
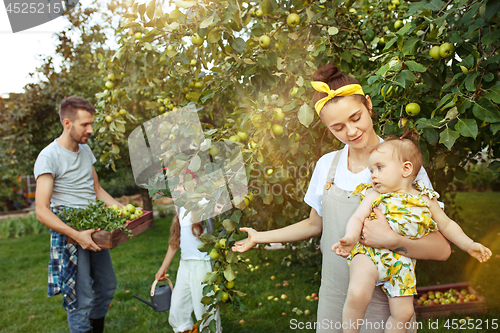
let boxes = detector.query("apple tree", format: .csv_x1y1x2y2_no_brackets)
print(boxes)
89,0,499,330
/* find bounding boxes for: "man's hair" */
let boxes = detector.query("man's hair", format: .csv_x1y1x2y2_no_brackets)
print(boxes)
59,96,95,123
374,137,423,178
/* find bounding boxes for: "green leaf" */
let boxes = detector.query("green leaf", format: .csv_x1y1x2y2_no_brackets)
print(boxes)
226,250,238,264
375,63,390,77
202,271,217,284
340,50,352,63
481,28,500,45
189,155,201,172
485,83,500,104
491,123,500,135
464,72,478,92
209,320,216,333
200,232,216,244
207,28,222,43
146,0,155,20
124,22,142,28
200,15,214,29
298,103,314,127
402,37,420,56
485,0,500,22
223,264,236,281
230,38,247,52
455,119,478,139
138,3,146,17
405,61,427,73
222,219,236,232
488,161,500,171
439,128,460,150
473,98,500,123
186,92,201,103
394,70,417,88
422,128,438,146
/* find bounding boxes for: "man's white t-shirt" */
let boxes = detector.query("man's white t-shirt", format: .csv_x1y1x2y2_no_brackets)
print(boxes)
304,142,436,217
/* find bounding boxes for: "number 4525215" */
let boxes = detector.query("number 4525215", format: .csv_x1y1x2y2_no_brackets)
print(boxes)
444,318,498,330
6,3,63,14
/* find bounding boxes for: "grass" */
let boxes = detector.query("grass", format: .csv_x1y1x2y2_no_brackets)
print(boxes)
1,192,499,332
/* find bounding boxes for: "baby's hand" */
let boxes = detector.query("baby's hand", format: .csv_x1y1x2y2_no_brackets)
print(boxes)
467,242,492,263
332,236,357,258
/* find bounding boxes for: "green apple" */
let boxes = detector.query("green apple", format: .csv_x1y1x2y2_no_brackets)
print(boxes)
267,168,274,176
272,124,284,135
252,115,264,127
439,43,455,58
405,103,421,116
394,20,403,29
287,13,300,27
364,29,375,42
191,33,204,45
248,140,258,150
221,292,229,302
110,204,120,211
218,239,226,249
226,280,235,289
429,46,441,60
379,36,387,45
105,81,114,89
209,146,220,156
130,214,137,220
114,112,120,118
108,73,116,81
272,108,285,121
289,132,300,142
398,118,408,128
134,32,142,40
210,249,220,259
159,106,165,112
281,294,288,300
119,109,127,115
194,82,202,88
190,59,197,66
237,131,249,140
229,135,241,142
246,193,254,202
255,9,263,17
290,86,299,97
122,209,131,218
125,204,136,213
105,116,113,123
167,45,174,51
120,72,126,78
135,209,143,216
259,35,271,48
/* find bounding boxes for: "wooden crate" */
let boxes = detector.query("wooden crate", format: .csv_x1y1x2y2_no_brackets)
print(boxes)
414,282,487,320
66,211,154,250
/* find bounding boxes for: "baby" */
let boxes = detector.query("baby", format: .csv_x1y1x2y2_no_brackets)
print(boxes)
332,137,492,333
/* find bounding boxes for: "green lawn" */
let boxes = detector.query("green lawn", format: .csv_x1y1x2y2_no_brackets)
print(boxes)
1,192,499,332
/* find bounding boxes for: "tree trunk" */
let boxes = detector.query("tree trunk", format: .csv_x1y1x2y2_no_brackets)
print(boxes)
139,187,153,212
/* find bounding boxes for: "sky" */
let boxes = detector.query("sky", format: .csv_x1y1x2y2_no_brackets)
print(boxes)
0,0,102,96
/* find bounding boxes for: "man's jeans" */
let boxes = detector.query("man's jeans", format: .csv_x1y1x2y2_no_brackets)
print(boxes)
67,246,116,333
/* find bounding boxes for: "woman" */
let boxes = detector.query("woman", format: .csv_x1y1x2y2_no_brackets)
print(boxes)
232,64,451,333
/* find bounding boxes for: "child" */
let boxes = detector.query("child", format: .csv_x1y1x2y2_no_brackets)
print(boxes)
332,137,492,333
156,172,222,333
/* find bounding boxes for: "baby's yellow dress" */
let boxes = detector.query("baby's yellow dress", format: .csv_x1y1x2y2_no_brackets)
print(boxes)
347,180,439,297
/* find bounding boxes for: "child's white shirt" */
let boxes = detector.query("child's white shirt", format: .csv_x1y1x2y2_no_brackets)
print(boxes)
178,199,211,261
304,140,437,217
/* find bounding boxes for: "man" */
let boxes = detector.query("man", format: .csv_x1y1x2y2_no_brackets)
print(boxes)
35,96,124,333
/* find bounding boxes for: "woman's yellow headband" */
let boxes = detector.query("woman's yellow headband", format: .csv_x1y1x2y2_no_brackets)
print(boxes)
311,81,365,115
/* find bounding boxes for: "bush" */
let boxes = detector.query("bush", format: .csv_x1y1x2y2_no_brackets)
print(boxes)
454,162,500,192
0,214,49,239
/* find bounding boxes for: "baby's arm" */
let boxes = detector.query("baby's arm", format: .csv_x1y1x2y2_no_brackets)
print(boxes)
426,198,492,263
332,191,378,257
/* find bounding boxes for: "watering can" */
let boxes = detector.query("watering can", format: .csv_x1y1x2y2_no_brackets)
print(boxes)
133,278,173,312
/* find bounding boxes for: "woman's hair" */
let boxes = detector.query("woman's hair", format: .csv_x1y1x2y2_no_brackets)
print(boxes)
374,137,423,178
168,214,204,248
312,64,370,114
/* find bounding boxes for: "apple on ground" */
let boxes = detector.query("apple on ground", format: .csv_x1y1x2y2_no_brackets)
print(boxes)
270,275,275,280
304,310,311,315
281,294,288,300
306,295,311,301
273,297,279,302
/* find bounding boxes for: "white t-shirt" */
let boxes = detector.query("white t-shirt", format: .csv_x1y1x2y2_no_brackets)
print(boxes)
304,143,436,217
178,203,211,261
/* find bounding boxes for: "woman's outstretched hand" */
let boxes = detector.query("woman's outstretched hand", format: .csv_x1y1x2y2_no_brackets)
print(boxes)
231,227,258,253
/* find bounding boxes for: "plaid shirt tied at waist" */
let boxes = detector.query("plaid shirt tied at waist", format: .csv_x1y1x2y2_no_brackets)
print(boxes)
49,206,78,312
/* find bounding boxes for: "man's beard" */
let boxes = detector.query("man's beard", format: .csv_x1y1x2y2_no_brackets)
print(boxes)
69,127,90,144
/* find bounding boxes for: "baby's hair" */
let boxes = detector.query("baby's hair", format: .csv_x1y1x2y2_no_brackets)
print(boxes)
374,137,423,179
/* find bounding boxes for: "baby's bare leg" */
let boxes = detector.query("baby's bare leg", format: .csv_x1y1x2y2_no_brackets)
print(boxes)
343,254,379,333
386,296,414,333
